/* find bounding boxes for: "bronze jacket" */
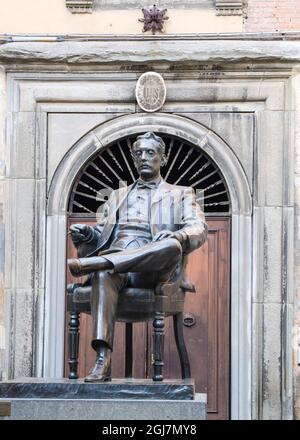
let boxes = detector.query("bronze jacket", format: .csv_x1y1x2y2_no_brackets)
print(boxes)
76,179,207,258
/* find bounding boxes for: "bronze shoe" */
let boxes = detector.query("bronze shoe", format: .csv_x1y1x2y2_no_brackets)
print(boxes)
84,348,112,383
68,257,112,277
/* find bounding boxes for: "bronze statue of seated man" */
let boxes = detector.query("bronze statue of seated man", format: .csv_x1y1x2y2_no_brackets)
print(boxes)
68,132,207,382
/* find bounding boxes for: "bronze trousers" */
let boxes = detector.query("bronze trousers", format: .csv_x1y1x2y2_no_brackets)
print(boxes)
90,237,182,350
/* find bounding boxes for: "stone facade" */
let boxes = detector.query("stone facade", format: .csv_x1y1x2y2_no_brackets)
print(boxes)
0,0,299,422
0,37,298,420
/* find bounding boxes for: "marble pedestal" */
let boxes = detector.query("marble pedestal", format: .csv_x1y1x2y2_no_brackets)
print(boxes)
0,378,207,420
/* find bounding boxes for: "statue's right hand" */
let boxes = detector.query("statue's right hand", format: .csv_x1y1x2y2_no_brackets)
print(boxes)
69,224,92,244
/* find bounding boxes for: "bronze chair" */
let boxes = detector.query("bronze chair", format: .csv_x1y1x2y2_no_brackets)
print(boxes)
66,259,195,382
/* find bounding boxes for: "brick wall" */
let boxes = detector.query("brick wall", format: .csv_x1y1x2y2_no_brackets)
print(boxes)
245,0,300,32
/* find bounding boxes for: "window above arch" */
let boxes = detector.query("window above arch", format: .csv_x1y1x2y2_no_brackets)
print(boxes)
68,134,231,217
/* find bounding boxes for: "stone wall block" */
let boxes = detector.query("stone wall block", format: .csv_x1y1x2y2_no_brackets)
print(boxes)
253,206,264,304
285,74,298,112
282,207,294,305
282,303,294,419
47,112,125,187
253,207,283,304
253,205,293,419
34,180,46,290
252,302,263,419
13,289,34,378
7,112,36,179
33,288,45,377
261,303,282,420
252,301,292,420
181,112,254,193
35,111,47,180
4,179,13,291
4,289,13,380
262,81,286,112
255,111,284,207
166,81,283,110
283,111,294,207
13,179,36,290
18,79,136,112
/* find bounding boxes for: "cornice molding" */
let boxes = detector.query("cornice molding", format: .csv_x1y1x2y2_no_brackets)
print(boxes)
215,0,244,16
66,0,94,14
1,40,300,64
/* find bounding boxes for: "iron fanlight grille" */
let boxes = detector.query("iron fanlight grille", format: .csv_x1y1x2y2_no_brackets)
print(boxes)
68,134,230,217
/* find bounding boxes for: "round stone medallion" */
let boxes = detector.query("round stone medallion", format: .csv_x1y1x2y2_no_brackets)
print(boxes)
136,71,166,112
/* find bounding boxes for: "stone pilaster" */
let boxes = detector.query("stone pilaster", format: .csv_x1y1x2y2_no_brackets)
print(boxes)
292,71,300,420
0,66,6,380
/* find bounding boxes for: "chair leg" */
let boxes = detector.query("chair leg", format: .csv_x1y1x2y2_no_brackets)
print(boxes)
68,311,80,379
125,323,133,378
152,311,165,382
173,312,191,379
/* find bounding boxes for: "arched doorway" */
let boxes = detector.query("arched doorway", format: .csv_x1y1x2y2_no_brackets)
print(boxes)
66,131,231,419
46,113,252,420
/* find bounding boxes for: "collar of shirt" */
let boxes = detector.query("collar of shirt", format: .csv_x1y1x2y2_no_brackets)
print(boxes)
135,177,162,190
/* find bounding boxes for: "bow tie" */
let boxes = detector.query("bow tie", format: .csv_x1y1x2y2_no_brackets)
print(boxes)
136,180,158,190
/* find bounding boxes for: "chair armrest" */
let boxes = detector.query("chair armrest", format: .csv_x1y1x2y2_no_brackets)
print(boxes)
66,283,91,313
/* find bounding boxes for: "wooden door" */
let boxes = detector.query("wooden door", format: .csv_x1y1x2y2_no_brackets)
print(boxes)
65,217,230,419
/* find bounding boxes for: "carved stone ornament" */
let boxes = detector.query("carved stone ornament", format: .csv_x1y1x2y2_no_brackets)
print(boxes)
215,0,244,16
139,5,169,35
66,0,94,14
136,72,167,113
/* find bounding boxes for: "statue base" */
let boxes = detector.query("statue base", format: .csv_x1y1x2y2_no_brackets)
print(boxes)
0,378,207,420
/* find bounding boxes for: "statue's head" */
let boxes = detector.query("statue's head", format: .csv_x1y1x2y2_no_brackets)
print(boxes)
131,132,167,180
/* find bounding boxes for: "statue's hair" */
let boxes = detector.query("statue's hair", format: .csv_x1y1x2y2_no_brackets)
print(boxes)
132,132,166,156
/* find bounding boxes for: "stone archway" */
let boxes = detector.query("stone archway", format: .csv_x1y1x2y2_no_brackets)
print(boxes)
46,113,252,419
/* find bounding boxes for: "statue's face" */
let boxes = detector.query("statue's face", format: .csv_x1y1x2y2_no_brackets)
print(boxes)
132,138,165,180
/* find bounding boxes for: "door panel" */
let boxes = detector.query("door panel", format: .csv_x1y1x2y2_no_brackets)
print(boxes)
65,218,230,419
